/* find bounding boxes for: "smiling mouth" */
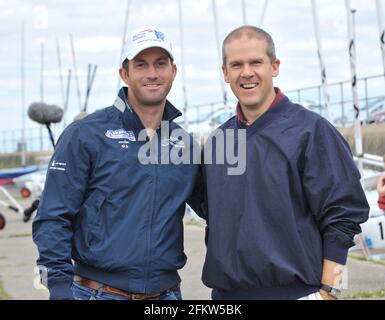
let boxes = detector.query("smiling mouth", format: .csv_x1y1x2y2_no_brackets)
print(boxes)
240,83,258,90
144,84,161,87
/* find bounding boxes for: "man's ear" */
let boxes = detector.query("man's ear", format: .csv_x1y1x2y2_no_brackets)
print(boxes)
222,65,229,83
172,63,177,81
272,59,280,78
119,67,129,85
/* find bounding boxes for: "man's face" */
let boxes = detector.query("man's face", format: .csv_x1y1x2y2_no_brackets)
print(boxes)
120,47,176,107
222,36,280,112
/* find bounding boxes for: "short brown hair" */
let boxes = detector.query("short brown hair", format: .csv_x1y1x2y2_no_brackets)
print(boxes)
122,58,129,72
121,52,174,72
222,25,276,66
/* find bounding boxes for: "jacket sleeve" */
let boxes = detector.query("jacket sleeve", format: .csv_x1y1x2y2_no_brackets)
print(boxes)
187,164,208,220
302,119,369,265
32,122,92,299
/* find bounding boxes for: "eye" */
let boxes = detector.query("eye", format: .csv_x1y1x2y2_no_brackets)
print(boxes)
135,62,145,68
157,60,167,67
230,63,241,69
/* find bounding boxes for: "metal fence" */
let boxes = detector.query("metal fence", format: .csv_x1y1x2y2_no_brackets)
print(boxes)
175,73,385,134
0,125,63,154
1,74,385,153
286,74,385,127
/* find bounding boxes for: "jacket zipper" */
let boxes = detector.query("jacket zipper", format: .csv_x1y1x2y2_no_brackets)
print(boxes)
144,159,158,293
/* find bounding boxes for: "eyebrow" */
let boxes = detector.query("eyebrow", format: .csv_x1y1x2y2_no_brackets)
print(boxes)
250,58,264,63
133,56,168,63
229,58,264,65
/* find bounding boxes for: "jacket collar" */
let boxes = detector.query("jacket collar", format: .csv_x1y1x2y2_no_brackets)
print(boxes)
113,87,182,126
236,87,285,125
113,87,133,113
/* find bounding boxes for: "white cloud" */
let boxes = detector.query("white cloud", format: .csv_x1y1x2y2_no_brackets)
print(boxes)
0,0,384,133
72,36,121,53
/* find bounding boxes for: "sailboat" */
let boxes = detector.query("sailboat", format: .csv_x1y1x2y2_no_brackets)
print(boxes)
0,165,38,185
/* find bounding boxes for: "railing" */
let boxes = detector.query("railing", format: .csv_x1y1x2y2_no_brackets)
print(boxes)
1,74,385,154
178,74,385,131
286,74,385,127
0,125,63,154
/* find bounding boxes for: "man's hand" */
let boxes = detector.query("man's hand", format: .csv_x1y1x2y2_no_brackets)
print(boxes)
320,259,345,300
377,175,385,196
318,289,336,300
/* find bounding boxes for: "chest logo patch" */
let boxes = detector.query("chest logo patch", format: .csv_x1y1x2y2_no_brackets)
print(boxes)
105,129,136,141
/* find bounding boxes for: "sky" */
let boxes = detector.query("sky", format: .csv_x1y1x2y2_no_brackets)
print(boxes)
0,0,385,134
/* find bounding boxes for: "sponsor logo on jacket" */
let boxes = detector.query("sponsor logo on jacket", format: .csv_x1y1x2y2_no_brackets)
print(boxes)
105,129,136,141
49,160,67,172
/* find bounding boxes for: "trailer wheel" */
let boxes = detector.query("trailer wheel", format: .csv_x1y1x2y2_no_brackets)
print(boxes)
21,187,31,198
0,213,6,230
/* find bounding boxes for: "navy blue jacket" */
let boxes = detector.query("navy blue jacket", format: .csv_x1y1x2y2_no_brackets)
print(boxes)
33,87,200,300
202,95,369,299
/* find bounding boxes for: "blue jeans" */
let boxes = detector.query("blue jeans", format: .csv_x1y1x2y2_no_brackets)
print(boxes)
71,282,182,300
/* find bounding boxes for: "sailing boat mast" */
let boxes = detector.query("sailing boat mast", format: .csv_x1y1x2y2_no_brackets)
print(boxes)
211,0,228,114
40,42,44,103
69,33,82,112
21,21,26,166
345,0,363,174
117,0,131,93
83,64,97,112
259,0,269,27
311,0,330,120
39,42,45,150
63,69,72,129
376,0,385,79
178,0,189,129
56,38,65,106
241,0,247,25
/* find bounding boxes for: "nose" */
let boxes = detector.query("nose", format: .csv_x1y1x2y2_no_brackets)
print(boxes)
241,64,253,78
146,65,159,81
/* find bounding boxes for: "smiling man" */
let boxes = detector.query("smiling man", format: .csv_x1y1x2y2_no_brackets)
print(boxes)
200,25,369,300
33,26,202,300
222,28,279,124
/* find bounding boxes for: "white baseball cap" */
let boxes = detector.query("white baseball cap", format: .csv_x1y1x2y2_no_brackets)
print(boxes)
120,26,173,64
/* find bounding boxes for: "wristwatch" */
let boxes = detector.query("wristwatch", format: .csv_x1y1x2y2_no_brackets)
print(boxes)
319,284,341,299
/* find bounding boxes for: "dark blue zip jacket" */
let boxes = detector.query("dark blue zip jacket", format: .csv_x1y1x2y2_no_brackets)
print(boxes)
202,96,369,299
32,87,201,300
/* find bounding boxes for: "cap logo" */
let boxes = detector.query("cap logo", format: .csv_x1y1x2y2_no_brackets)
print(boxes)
132,31,148,42
154,30,164,41
132,29,165,43
121,26,173,63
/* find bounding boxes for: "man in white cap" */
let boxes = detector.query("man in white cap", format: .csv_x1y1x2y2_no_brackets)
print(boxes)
33,26,203,300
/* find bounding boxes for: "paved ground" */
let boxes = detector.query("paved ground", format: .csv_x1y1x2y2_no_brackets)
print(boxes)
1,185,385,300
0,185,211,300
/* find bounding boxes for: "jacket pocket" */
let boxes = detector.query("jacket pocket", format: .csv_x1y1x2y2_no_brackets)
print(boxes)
78,191,107,246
